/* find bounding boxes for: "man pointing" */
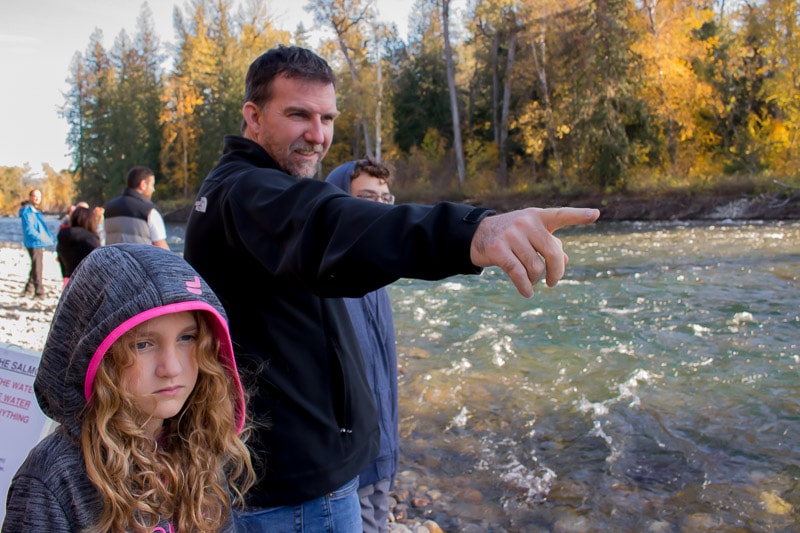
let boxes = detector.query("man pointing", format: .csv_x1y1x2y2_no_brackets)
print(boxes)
185,44,599,532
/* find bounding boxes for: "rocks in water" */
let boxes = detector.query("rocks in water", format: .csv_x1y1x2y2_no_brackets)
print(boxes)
759,491,793,515
401,346,432,359
389,469,470,532
552,513,591,533
410,496,431,508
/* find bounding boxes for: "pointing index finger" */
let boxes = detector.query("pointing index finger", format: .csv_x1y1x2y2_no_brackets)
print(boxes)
543,208,601,232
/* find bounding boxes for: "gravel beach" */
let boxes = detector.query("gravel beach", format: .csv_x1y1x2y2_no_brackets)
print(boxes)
0,244,61,353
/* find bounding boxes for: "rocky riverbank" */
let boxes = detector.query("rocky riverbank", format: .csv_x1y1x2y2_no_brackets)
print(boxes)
163,190,800,223
470,190,800,221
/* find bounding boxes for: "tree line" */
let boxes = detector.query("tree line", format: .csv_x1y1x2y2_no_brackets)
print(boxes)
1,0,798,215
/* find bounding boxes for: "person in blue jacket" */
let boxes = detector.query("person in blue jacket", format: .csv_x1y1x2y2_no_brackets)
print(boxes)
326,157,398,533
19,189,55,299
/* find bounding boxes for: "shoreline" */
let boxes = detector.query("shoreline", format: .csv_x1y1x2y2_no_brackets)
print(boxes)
470,190,800,221
160,189,800,223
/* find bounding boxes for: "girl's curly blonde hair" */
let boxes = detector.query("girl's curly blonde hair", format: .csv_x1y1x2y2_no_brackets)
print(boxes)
81,311,255,532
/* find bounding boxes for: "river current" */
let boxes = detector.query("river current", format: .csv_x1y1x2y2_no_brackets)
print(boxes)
388,220,799,531
4,216,798,531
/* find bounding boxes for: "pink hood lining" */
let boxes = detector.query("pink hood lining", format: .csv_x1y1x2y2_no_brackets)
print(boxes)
83,301,246,433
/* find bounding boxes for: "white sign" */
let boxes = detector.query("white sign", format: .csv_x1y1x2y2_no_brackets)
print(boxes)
0,344,57,524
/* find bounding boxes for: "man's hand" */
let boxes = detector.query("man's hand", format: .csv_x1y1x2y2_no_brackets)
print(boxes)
470,207,600,297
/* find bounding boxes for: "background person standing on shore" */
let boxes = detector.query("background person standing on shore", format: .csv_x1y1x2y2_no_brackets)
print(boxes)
104,166,170,250
326,157,399,533
19,189,54,299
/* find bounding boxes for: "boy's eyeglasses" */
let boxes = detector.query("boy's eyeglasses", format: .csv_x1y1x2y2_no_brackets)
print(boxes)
356,192,395,205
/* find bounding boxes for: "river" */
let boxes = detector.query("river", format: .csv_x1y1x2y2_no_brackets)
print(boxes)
388,220,799,531
3,216,798,531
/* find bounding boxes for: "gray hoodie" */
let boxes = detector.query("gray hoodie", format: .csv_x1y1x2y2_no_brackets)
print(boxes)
2,244,243,532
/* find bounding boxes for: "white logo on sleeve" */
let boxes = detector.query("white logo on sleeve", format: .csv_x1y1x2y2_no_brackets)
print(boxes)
194,197,207,213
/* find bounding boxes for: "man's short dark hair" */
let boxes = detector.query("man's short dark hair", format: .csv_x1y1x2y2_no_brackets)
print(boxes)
126,166,154,189
352,157,393,185
243,45,336,110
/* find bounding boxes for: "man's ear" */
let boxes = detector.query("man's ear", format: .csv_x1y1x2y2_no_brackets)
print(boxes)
242,102,261,134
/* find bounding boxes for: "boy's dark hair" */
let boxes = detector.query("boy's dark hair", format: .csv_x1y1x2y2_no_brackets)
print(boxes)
126,166,154,189
351,157,393,185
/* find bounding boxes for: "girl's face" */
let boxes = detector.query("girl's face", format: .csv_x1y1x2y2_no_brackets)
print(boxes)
122,311,200,436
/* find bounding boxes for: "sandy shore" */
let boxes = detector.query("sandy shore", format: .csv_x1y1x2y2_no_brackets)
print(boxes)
0,243,62,353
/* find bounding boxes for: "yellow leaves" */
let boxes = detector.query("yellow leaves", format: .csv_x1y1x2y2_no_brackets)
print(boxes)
631,0,722,152
159,75,202,196
512,101,546,157
512,100,570,161
421,128,448,160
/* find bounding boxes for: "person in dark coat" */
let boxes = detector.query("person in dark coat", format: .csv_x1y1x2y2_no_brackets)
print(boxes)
56,205,101,287
184,44,599,532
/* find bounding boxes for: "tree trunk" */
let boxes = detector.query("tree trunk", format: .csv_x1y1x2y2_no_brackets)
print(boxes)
441,0,466,189
375,32,382,162
491,32,500,147
498,28,517,188
530,14,563,182
336,36,374,158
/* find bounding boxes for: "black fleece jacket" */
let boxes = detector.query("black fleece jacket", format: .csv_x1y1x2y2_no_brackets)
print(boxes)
184,135,492,508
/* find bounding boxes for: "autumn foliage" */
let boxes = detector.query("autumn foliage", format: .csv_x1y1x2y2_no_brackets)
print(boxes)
3,0,799,214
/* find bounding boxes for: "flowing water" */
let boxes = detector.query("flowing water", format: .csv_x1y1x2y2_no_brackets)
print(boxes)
387,220,800,531
3,216,798,531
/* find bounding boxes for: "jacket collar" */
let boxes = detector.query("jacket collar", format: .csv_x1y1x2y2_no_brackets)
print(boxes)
123,187,152,204
222,135,282,171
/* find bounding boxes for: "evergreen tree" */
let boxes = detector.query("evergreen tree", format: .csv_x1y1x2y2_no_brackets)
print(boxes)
392,2,452,155
562,0,650,188
63,30,115,204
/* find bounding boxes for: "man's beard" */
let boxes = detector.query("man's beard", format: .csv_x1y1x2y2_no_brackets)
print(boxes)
285,142,324,179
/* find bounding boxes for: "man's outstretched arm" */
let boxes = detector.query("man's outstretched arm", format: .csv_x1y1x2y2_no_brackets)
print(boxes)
470,207,600,297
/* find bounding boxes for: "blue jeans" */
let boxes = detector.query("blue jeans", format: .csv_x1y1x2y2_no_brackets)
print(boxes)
235,477,362,532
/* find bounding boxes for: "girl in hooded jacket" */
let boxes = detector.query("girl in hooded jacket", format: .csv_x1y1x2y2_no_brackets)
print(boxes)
2,243,255,533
